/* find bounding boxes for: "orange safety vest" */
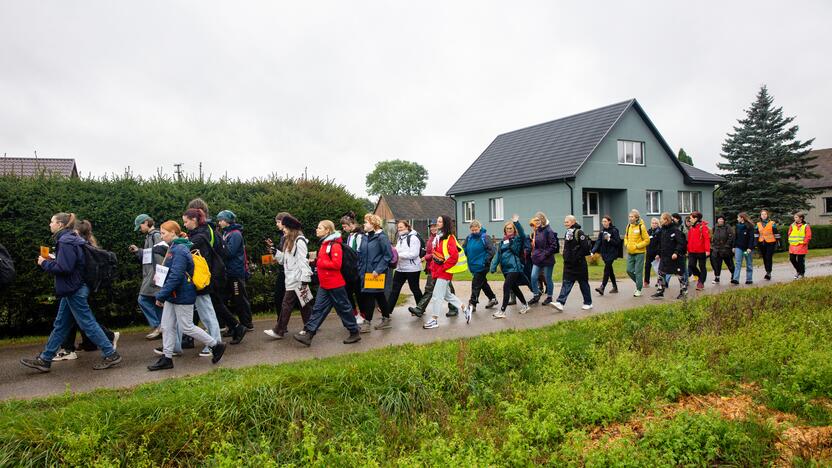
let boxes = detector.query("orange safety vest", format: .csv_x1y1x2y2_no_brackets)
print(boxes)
756,221,776,243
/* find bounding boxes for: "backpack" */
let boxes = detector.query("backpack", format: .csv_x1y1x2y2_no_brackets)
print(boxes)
189,250,212,291
577,230,592,257
80,243,118,293
389,247,399,267
407,232,427,258
0,243,15,288
337,243,359,284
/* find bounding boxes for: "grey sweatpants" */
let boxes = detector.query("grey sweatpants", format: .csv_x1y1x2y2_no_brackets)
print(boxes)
161,301,217,358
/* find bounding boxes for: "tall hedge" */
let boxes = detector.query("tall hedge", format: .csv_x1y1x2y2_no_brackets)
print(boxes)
0,174,365,337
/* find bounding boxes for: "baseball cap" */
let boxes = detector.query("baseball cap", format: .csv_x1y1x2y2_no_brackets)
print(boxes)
134,214,151,231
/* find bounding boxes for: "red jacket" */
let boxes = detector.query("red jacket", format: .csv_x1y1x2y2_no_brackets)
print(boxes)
687,220,711,254
429,235,459,281
317,237,346,290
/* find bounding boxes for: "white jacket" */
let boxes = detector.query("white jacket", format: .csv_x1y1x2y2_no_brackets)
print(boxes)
395,230,422,273
275,236,313,290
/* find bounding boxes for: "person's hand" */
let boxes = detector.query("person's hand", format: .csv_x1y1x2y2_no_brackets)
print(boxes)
372,272,379,279
512,214,520,223
746,249,751,254
706,252,710,257
672,253,678,260
128,244,138,253
655,255,660,261
265,238,273,248
37,256,45,266
155,300,164,308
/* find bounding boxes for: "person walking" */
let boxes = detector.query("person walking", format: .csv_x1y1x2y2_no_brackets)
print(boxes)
293,220,361,346
528,212,559,306
340,212,365,321
148,221,226,371
651,212,688,300
423,215,470,328
357,214,393,332
592,215,622,296
709,215,735,283
408,221,459,317
463,220,498,313
756,209,780,280
787,213,812,279
489,216,530,318
129,214,166,340
266,212,293,322
266,214,314,339
644,217,661,289
732,212,756,285
624,209,651,297
387,220,424,316
686,211,711,291
217,210,254,332
553,215,593,311
20,213,123,373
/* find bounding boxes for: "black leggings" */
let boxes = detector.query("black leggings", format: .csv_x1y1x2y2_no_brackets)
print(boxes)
502,272,527,310
387,270,423,314
790,254,805,276
688,253,708,283
470,271,496,305
601,260,617,289
359,291,390,321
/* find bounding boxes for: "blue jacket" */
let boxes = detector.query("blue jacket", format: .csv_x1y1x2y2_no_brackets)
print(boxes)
40,229,87,297
358,230,393,291
156,239,197,305
591,225,622,263
490,222,526,274
734,223,756,251
222,223,249,280
463,229,494,274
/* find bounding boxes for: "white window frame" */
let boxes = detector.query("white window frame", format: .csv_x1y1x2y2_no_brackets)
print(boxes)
617,140,645,166
462,201,475,223
489,197,504,222
824,197,832,215
646,190,661,215
677,191,701,214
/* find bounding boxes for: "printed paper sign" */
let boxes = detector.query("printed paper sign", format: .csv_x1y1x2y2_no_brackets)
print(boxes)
153,264,170,287
295,285,314,308
142,248,153,264
363,273,385,290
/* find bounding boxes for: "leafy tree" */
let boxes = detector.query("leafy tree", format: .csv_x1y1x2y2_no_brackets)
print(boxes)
717,85,818,221
365,159,428,197
360,197,376,212
677,148,694,165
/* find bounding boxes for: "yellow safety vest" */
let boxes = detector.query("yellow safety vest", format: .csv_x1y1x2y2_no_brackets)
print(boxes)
788,223,807,246
756,221,776,243
442,236,468,274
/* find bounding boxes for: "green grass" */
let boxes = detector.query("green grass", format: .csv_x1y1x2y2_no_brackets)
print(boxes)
2,277,831,466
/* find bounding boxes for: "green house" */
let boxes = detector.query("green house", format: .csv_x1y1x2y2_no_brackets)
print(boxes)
446,99,724,235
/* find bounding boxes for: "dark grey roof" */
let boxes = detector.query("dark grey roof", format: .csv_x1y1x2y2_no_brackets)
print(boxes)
447,99,723,195
378,195,455,220
0,157,78,178
803,149,832,189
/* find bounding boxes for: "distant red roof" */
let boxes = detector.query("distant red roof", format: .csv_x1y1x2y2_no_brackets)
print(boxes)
0,157,78,178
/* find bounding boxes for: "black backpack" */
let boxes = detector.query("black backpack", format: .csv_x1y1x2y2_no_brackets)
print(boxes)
339,243,359,284
0,243,15,288
407,232,427,258
577,230,593,257
81,243,118,293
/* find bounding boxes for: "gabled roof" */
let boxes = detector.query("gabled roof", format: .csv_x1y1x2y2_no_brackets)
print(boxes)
446,99,723,195
803,148,832,189
0,157,78,178
376,195,455,220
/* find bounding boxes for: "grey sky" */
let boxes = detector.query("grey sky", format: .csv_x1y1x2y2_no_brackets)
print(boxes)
1,1,829,198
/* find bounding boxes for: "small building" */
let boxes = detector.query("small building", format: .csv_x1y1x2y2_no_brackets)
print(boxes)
0,157,79,178
447,99,724,235
373,194,456,238
802,148,832,226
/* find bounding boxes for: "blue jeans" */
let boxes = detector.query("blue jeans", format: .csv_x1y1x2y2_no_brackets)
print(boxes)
305,287,359,334
138,294,163,328
530,264,555,297
174,294,222,353
41,285,115,361
556,279,592,306
733,248,753,282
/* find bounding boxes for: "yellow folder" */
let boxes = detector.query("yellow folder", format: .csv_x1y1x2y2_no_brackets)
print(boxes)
363,273,385,289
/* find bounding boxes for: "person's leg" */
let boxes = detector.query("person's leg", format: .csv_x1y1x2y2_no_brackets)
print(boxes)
764,243,775,274
386,271,408,314
138,295,162,328
416,273,436,311
40,298,74,361
376,292,391,319
543,265,554,297
633,253,644,291
482,277,496,301
697,254,707,283
230,279,254,328
501,276,513,310
359,292,376,322
798,254,806,276
610,260,618,289
175,303,217,348
789,254,798,273
732,249,742,282
194,295,222,343
305,289,335,334
405,271,423,304
64,286,115,357
470,271,485,305
688,254,700,281
710,253,721,279
275,289,296,335
160,302,177,358
578,280,592,305
211,291,239,329
530,264,542,297
508,273,527,305
556,279,575,305
599,262,610,290
429,279,450,322
61,322,78,352
441,279,464,310
329,287,359,333
644,254,652,286
299,299,313,325
274,270,286,316
626,254,637,283
744,251,753,282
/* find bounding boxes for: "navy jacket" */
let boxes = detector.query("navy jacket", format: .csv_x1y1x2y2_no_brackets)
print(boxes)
591,225,621,263
156,239,197,305
562,223,590,281
40,229,87,297
358,230,393,291
222,223,249,280
530,224,559,267
734,223,756,251
490,222,526,275
463,229,494,274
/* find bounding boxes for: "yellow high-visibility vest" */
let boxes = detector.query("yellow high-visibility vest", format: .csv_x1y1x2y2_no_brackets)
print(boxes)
788,223,807,246
442,236,468,274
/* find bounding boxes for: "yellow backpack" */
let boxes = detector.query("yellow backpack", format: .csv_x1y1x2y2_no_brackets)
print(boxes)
189,250,212,291
442,236,469,274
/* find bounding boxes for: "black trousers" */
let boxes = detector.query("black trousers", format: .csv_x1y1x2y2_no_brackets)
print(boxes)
224,278,253,328
359,291,390,321
759,242,776,274
644,254,655,284
387,270,423,314
345,277,362,313
601,260,617,289
502,272,527,310
470,271,496,305
211,289,238,329
709,252,734,278
790,254,805,276
274,269,286,312
688,253,708,283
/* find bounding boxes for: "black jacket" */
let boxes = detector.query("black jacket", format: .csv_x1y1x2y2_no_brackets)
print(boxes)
562,223,589,281
646,227,661,259
711,224,735,256
657,223,686,274
187,224,226,295
591,225,621,263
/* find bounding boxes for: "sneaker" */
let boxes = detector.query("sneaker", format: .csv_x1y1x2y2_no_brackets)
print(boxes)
53,349,78,361
633,289,642,297
375,317,393,330
542,296,553,306
552,302,564,312
112,331,120,350
408,307,424,318
764,273,772,280
222,328,234,338
485,298,499,309
199,348,212,357
594,287,605,296
609,287,619,294
696,281,704,291
519,304,530,314
244,324,255,332
528,294,541,305
676,290,688,300
343,332,361,344
492,310,507,319
145,328,162,340
264,329,284,339
712,277,720,284
581,304,593,311
423,318,439,329
20,356,51,373
796,274,804,280
359,321,372,333
147,357,173,371
153,347,182,357
730,279,740,285
210,342,227,364
745,281,753,285
464,305,472,324
448,304,459,313
182,335,195,349
445,308,458,317
230,324,247,345
651,291,664,299
293,330,313,347
93,351,122,370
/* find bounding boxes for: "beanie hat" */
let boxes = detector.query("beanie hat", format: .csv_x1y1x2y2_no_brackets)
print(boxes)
216,210,236,222
281,214,302,231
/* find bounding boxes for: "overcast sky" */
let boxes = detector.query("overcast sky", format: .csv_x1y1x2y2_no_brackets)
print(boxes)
1,1,829,198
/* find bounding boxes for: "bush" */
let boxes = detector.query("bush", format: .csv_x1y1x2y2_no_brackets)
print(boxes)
0,173,365,337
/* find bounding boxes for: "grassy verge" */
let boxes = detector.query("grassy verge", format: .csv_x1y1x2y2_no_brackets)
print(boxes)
2,279,831,465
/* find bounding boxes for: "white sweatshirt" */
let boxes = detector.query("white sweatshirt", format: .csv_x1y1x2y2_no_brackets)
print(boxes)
274,236,313,290
395,230,422,273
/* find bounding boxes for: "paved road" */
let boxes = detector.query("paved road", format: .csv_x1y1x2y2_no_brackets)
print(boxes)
2,258,829,401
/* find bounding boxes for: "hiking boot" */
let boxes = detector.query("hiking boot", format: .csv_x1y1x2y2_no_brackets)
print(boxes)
20,356,51,373
154,347,182,357
408,306,424,318
594,287,605,296
359,321,372,333
93,351,123,370
609,287,618,294
676,290,688,300
145,327,162,340
230,324,247,345
696,281,704,291
147,357,173,371
542,296,553,306
53,349,78,361
210,342,226,364
485,298,499,309
343,332,361,344
375,317,393,330
182,335,195,349
651,290,664,299
293,330,313,347
528,294,541,305
445,308,458,317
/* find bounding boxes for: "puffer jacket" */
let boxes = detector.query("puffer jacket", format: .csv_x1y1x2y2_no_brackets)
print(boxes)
156,238,197,305
711,224,735,256
40,229,87,297
623,220,651,254
657,223,686,274
591,225,621,263
464,229,494,274
562,223,589,281
222,223,249,280
317,233,346,290
687,220,711,255
490,222,525,274
530,224,559,267
275,235,312,290
136,228,166,297
359,230,393,291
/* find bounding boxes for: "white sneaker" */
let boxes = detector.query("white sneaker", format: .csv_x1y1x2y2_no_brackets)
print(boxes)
264,329,284,339
633,290,642,297
581,304,594,311
492,310,507,319
53,349,78,361
552,302,564,312
112,331,120,350
199,348,212,357
423,318,439,329
519,304,530,314
463,305,472,324
145,328,162,340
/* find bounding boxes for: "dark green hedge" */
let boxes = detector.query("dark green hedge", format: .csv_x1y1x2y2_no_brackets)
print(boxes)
0,174,365,337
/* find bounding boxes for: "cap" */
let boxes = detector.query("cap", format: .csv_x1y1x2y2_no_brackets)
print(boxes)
134,214,150,231
216,210,236,222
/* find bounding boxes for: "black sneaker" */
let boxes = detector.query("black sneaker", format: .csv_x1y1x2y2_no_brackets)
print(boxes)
93,351,122,370
343,332,361,344
730,279,740,285
293,330,313,347
448,304,459,313
541,296,553,306
210,342,226,364
244,323,255,332
650,291,664,299
20,356,51,373
594,287,604,296
445,308,458,317
408,306,424,318
764,273,771,280
676,290,688,300
528,294,541,305
230,324,247,345
745,280,753,285
147,357,174,371
182,335,195,349
485,298,499,309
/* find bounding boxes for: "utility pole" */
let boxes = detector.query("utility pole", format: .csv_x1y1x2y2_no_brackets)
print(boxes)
199,162,203,181
173,163,183,182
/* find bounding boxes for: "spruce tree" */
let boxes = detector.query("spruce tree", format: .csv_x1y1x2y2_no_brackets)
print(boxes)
677,148,694,165
717,85,817,221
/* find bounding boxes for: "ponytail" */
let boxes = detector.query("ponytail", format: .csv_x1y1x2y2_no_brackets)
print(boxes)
54,212,77,231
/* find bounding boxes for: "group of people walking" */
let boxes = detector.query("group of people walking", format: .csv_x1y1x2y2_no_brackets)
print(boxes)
17,201,814,374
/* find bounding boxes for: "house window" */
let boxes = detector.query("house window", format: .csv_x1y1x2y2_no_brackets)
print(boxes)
824,197,832,214
677,191,701,214
489,198,504,221
617,140,645,165
646,190,661,215
462,201,475,223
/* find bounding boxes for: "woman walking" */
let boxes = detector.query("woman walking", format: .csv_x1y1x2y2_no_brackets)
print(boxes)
489,216,530,318
644,217,661,288
787,213,812,279
624,209,651,297
424,215,470,328
732,212,756,285
340,212,365,320
528,212,559,306
756,209,780,280
387,220,424,316
592,215,621,296
553,215,593,311
710,215,735,283
686,211,711,291
463,220,498,313
357,214,393,332
651,212,688,300
266,214,314,339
